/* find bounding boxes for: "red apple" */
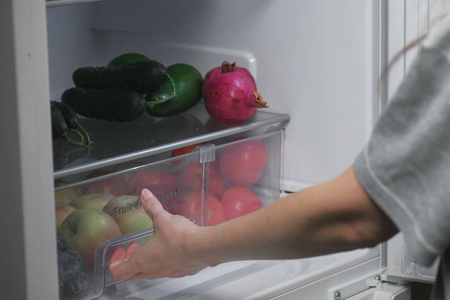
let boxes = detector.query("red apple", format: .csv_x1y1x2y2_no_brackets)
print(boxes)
58,208,122,269
127,170,176,198
103,195,153,234
70,192,115,210
55,203,76,230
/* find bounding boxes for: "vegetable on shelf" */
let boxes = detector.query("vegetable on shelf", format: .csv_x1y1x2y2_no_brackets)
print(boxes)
72,60,169,94
107,53,150,67
145,63,203,117
51,101,91,146
202,61,269,125
51,101,91,147
61,87,146,122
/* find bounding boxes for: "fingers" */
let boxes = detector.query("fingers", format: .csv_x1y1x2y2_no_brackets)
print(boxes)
109,242,140,282
109,189,170,282
140,188,166,220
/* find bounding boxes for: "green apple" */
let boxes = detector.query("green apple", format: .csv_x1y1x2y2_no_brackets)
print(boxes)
58,208,122,269
70,192,115,210
103,195,153,234
55,203,76,230
55,181,79,205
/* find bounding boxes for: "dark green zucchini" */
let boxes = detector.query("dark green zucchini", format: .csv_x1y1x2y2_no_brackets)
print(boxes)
51,101,92,146
51,102,86,147
73,60,168,94
61,87,145,122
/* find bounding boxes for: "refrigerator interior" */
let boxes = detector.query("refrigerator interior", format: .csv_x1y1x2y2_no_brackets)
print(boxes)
46,0,385,298
45,0,408,298
1,0,437,299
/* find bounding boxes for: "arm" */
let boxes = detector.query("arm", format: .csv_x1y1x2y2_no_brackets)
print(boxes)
109,165,398,281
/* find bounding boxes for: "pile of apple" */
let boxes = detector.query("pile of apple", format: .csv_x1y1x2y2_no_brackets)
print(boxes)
55,181,154,271
54,137,268,275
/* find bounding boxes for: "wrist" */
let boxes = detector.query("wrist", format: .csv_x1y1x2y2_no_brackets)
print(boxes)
184,225,222,268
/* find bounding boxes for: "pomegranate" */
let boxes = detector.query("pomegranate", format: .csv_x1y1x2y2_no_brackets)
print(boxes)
202,61,268,125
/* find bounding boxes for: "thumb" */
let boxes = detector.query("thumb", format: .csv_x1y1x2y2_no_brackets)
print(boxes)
140,188,165,220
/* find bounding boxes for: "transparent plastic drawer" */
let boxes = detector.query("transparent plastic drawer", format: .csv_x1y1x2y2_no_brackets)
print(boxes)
54,128,284,299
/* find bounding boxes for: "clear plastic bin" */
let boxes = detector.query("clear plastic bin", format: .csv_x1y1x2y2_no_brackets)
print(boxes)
54,128,284,299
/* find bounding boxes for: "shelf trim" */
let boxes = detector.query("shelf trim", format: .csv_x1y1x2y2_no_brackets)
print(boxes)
46,0,103,8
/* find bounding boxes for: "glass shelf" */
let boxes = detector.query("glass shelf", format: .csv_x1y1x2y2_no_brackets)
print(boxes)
46,0,103,8
53,102,290,179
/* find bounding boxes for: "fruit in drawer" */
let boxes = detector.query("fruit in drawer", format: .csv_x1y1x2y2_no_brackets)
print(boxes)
61,271,89,299
170,143,219,169
176,162,225,198
55,203,76,230
171,143,206,158
145,63,203,117
57,249,82,282
127,170,176,198
58,208,122,269
174,191,226,226
202,61,268,125
82,170,128,196
70,192,115,210
221,186,263,220
219,140,267,187
107,53,150,67
170,142,205,166
103,195,154,234
55,181,79,205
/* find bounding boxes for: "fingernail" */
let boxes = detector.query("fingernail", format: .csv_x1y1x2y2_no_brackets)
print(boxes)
109,261,121,270
141,188,153,200
125,242,140,261
109,246,126,269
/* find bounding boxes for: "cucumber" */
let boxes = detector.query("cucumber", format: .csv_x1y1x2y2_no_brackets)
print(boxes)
51,101,91,146
61,87,145,122
73,60,168,94
51,103,69,139
51,101,87,146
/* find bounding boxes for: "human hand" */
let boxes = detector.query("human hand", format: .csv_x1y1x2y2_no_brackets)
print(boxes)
109,189,208,281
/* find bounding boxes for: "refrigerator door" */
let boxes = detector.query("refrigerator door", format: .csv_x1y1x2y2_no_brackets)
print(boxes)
0,0,59,299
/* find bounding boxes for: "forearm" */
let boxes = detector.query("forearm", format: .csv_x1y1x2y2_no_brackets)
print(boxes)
189,166,398,266
109,166,398,281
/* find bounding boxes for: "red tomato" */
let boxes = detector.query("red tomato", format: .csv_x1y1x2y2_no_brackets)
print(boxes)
171,143,206,157
176,161,225,198
221,186,262,220
127,169,176,198
170,142,219,169
83,170,128,196
175,191,226,226
219,140,267,187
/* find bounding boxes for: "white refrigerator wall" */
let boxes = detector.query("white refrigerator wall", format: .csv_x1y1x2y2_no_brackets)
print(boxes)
46,0,383,192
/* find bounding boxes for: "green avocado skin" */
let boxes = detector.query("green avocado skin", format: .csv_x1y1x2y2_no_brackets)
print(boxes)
146,64,203,117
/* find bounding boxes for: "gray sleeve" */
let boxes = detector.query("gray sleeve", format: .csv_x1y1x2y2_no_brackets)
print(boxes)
354,47,450,267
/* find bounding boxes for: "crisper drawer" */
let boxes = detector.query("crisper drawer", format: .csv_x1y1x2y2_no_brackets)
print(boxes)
54,128,284,300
